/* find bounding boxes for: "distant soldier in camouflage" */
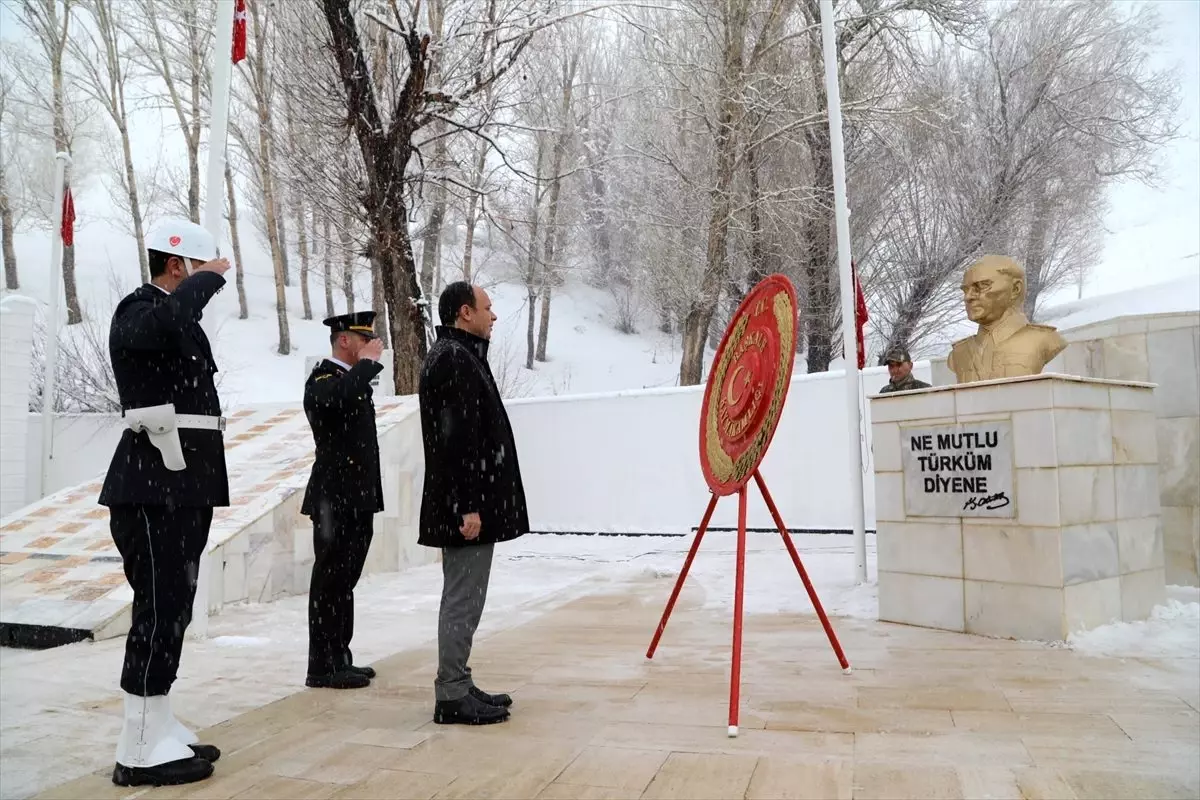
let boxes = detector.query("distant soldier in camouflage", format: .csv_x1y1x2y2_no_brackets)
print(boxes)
879,346,931,394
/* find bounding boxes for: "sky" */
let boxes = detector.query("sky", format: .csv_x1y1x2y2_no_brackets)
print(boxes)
1061,0,1200,303
0,0,1197,309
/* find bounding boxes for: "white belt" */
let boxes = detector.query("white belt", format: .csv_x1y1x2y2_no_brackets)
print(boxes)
176,413,226,432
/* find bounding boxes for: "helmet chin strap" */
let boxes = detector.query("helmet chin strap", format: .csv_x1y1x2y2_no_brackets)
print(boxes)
183,257,195,276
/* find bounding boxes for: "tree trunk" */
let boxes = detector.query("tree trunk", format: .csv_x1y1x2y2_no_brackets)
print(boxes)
296,198,312,320
225,163,249,319
370,255,389,346
419,133,447,298
321,211,335,317
462,136,488,282
251,6,290,355
120,119,151,284
0,161,17,290
536,285,552,362
1022,178,1053,320
801,126,836,373
339,208,355,313
276,207,291,285
50,28,81,324
679,128,736,385
746,139,770,288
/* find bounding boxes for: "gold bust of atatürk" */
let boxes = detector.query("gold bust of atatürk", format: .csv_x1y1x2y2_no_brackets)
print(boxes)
947,255,1067,383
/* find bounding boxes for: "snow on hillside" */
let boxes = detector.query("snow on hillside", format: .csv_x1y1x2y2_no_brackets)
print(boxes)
1040,271,1200,332
5,218,686,406
5,214,1198,406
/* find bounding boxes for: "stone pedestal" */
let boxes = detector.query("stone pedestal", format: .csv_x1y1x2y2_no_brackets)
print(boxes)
870,374,1166,642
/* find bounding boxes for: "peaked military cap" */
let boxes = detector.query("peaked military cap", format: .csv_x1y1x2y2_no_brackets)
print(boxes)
324,311,378,339
883,345,912,364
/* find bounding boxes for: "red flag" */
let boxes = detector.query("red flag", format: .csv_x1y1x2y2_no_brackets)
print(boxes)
61,186,75,247
853,261,868,370
232,0,247,64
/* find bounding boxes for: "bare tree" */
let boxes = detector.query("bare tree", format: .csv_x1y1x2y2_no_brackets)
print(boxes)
0,64,19,290
235,0,291,354
310,0,548,393
69,0,152,282
224,162,249,318
10,0,87,323
130,0,214,223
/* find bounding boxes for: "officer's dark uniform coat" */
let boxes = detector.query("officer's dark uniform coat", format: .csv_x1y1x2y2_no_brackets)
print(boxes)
99,272,229,508
301,358,385,517
418,325,529,549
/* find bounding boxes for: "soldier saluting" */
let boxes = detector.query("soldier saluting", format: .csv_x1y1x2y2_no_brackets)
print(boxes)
98,219,230,788
302,311,386,690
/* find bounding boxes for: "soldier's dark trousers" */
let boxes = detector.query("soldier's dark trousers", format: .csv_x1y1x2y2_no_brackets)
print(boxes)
308,506,374,676
435,543,495,702
109,504,213,697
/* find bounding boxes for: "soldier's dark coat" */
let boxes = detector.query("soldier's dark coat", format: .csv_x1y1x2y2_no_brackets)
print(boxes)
99,272,229,508
418,326,529,549
301,358,385,517
878,373,932,394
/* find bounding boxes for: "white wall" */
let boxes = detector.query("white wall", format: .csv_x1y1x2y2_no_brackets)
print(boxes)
15,363,930,535
506,363,929,534
24,413,124,506
1,295,37,517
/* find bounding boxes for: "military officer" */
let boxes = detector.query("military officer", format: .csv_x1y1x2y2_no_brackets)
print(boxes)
302,311,386,690
878,346,932,394
99,218,230,788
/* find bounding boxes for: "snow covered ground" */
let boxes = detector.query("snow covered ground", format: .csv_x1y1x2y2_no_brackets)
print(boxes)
3,531,1197,799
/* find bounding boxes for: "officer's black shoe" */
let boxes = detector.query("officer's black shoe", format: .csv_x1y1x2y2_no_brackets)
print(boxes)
349,665,376,679
469,686,513,708
434,693,510,725
188,743,221,762
306,669,370,689
112,756,214,787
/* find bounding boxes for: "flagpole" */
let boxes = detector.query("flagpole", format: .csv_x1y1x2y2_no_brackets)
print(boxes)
203,0,236,273
820,0,868,584
40,151,72,499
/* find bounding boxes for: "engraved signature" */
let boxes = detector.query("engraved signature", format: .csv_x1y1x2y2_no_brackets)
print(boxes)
962,492,1010,511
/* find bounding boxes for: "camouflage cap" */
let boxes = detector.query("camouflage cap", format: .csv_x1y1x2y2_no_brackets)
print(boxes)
883,345,912,364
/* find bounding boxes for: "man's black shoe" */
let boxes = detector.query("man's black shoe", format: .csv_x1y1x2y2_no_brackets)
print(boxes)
112,757,213,787
188,743,221,762
469,686,513,708
306,669,370,689
349,665,376,679
434,693,510,725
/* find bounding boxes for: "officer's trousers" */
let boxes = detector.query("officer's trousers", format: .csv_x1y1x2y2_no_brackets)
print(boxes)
109,504,212,697
308,505,375,676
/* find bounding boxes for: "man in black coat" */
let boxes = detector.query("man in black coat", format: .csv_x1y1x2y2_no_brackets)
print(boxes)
98,218,230,788
419,281,529,726
301,311,386,690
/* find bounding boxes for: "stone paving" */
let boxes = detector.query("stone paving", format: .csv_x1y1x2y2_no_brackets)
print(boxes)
0,401,418,637
34,574,1200,800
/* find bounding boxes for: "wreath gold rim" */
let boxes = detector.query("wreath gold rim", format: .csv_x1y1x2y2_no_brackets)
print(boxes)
704,289,795,489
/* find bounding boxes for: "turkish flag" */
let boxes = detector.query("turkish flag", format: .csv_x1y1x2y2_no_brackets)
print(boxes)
232,0,247,64
61,185,75,247
852,261,868,370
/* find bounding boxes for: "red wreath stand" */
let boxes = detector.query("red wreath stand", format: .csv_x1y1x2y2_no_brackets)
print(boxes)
645,275,851,737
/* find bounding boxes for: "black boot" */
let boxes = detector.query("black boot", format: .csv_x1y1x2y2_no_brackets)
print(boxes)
349,665,376,679
306,669,370,689
469,686,513,708
112,757,213,787
189,743,221,762
434,693,510,725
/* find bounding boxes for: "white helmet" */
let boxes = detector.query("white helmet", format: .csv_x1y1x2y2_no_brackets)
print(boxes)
146,218,219,262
